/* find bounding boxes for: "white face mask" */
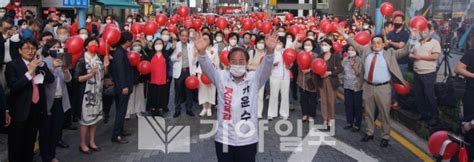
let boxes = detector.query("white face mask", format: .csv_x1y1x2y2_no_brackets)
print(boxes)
0,13,5,18
161,35,170,42
86,19,92,23
229,64,246,77
308,36,315,40
146,35,154,41
348,51,357,57
106,20,112,24
256,43,265,50
21,25,28,29
127,18,132,23
155,45,163,51
229,39,237,46
57,35,68,43
278,32,285,37
321,45,331,53
304,46,313,52
60,17,66,21
216,36,223,42
79,34,88,40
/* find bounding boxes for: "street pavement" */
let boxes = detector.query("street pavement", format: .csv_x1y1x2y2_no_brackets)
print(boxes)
3,51,466,162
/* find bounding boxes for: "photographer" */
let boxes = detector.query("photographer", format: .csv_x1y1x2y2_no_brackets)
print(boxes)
455,49,474,161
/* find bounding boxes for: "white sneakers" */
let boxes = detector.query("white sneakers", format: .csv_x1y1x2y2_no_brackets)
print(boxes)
200,109,212,117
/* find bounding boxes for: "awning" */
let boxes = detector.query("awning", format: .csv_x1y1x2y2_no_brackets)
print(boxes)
96,0,141,9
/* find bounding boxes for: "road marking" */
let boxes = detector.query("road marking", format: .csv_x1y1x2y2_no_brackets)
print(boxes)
336,91,433,162
288,128,378,162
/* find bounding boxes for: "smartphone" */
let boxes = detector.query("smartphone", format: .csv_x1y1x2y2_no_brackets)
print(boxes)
57,51,71,68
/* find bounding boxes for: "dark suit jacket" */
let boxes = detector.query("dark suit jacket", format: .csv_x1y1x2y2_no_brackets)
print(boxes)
111,46,135,93
0,34,22,69
5,58,54,122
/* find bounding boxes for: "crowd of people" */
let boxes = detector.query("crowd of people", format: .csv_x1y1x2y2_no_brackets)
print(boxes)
0,4,473,162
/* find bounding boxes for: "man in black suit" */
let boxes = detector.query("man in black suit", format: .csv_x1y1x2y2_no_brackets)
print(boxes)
111,31,135,144
5,38,54,162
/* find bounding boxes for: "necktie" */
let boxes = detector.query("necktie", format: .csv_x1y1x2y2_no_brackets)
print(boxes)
368,52,378,82
32,73,40,104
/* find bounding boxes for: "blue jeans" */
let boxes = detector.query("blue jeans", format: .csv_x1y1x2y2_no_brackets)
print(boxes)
113,93,130,138
414,72,438,121
344,89,363,127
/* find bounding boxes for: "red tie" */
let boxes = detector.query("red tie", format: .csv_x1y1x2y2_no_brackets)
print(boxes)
368,53,378,82
32,73,39,104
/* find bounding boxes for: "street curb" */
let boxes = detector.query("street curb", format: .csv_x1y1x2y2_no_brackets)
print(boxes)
335,90,434,162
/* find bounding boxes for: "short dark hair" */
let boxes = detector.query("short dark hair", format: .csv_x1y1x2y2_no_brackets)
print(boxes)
20,38,39,49
118,31,133,45
41,39,61,57
228,32,240,42
0,17,14,26
202,33,214,46
41,31,54,39
384,21,392,28
84,36,99,47
161,28,169,34
227,47,250,62
28,19,42,27
372,35,385,43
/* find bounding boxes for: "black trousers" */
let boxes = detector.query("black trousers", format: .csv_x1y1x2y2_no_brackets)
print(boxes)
112,93,130,138
344,89,363,127
174,69,194,112
290,65,299,100
39,98,64,162
147,83,170,111
215,141,257,162
464,85,474,161
8,102,41,162
103,92,115,119
414,72,439,121
300,88,318,117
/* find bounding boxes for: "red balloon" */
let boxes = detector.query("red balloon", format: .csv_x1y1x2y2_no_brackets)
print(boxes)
98,38,110,56
283,48,297,65
155,14,168,26
297,30,307,42
380,2,394,16
104,23,118,31
332,42,343,54
65,36,84,54
392,81,411,96
170,15,179,24
261,21,273,34
131,22,143,34
354,31,371,46
256,12,265,20
311,58,328,76
459,147,468,162
250,37,256,48
216,17,228,30
143,21,159,35
428,131,459,160
167,24,178,34
138,60,151,75
339,20,348,28
71,52,82,67
102,27,121,45
206,15,216,25
355,0,364,8
193,19,203,30
219,50,230,66
273,17,280,25
177,6,189,17
128,51,141,67
285,13,294,22
297,51,312,70
185,76,199,90
308,16,316,22
256,21,263,31
242,18,254,31
201,74,212,84
182,17,193,29
322,23,332,34
289,25,300,36
333,17,340,23
410,16,429,31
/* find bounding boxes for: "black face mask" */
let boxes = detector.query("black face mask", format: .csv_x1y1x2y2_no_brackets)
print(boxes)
394,23,403,29
25,15,32,20
49,50,58,58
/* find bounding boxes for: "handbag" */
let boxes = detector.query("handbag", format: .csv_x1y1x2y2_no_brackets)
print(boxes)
435,73,466,108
